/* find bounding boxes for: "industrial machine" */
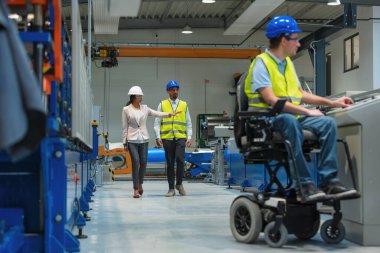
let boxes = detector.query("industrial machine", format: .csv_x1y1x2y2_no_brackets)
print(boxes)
323,89,380,245
195,115,234,183
98,145,132,181
91,45,119,68
210,125,234,185
197,114,232,147
184,149,214,179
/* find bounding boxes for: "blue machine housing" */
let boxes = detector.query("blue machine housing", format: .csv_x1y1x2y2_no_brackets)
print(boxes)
147,148,213,178
185,151,213,178
227,149,319,189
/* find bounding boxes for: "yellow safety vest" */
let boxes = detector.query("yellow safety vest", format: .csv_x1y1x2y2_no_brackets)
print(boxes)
245,52,302,109
160,99,187,139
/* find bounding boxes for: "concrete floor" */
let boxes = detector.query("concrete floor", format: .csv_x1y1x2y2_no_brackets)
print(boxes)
75,181,379,253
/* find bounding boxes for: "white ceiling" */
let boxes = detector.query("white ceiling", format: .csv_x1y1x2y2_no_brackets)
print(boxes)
59,0,380,41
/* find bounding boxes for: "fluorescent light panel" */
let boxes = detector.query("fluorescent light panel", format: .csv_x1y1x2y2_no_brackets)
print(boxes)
93,0,119,34
108,0,141,17
327,0,341,6
224,0,285,36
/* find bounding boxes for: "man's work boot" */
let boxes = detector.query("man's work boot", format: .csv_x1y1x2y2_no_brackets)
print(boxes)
165,189,175,197
298,182,326,201
322,181,358,198
175,184,187,196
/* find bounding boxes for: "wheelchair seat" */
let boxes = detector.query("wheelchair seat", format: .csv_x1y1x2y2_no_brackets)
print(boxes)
234,72,319,157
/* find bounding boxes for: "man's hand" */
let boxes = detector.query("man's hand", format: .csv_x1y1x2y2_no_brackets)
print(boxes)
156,138,163,148
186,139,192,147
306,109,324,117
123,143,128,151
331,96,354,108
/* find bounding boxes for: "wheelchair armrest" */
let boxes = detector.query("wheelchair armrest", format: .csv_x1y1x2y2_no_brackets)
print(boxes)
237,98,287,118
272,98,286,114
237,110,274,118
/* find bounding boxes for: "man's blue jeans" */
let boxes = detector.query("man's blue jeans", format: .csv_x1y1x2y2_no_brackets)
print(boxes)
272,114,338,187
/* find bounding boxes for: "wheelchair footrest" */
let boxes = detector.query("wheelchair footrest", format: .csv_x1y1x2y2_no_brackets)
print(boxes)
241,187,259,193
324,192,361,201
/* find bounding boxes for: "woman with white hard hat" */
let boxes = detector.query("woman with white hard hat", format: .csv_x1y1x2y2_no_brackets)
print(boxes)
122,85,180,198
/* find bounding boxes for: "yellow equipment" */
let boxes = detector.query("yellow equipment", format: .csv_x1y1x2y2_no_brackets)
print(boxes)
98,146,132,176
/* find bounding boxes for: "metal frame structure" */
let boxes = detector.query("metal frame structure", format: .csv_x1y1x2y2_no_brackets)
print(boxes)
0,1,97,252
299,3,357,97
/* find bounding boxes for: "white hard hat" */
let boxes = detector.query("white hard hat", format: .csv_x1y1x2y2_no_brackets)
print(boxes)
128,86,144,95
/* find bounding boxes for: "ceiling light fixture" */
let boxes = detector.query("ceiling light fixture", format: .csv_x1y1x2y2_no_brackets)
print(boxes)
202,0,216,3
327,0,341,6
181,25,193,34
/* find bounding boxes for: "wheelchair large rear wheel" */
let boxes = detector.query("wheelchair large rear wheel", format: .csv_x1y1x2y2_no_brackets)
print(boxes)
230,197,262,243
263,221,288,248
294,212,320,240
320,219,345,244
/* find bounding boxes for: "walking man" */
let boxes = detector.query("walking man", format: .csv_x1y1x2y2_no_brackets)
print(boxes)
154,80,192,197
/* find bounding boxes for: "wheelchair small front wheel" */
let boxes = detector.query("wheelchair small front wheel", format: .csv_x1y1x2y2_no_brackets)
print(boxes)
263,221,288,248
230,197,262,243
320,219,345,244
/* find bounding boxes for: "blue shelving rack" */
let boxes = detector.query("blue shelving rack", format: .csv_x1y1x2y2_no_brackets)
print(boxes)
0,1,97,252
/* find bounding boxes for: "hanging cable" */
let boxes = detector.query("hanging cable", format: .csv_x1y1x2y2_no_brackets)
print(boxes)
102,68,108,149
102,67,112,150
107,68,111,134
309,40,319,95
103,68,107,134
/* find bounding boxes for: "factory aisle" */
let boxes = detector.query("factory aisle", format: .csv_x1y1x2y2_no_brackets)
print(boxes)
77,181,379,253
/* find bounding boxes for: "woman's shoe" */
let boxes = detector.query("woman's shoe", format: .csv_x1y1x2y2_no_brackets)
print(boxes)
138,185,143,195
133,190,140,198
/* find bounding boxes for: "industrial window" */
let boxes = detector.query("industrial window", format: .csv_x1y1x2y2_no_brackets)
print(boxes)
344,33,359,72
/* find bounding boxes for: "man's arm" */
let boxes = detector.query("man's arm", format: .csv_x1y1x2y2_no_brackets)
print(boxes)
154,103,163,147
259,87,324,116
185,107,192,147
301,90,354,108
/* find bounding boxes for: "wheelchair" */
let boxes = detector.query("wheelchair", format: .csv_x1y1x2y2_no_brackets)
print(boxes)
229,74,360,248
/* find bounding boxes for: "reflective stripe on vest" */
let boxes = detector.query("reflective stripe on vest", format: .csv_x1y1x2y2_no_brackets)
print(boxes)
160,99,187,139
245,52,302,109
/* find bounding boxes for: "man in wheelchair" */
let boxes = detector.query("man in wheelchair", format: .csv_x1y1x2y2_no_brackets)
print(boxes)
243,15,357,201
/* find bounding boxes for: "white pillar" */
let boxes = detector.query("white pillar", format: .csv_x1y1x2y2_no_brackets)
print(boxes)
372,6,380,89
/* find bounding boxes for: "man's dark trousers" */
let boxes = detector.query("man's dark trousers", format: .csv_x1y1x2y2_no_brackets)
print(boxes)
162,138,186,189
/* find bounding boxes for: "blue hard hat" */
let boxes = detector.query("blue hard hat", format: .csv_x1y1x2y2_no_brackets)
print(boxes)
166,80,180,90
265,16,302,39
